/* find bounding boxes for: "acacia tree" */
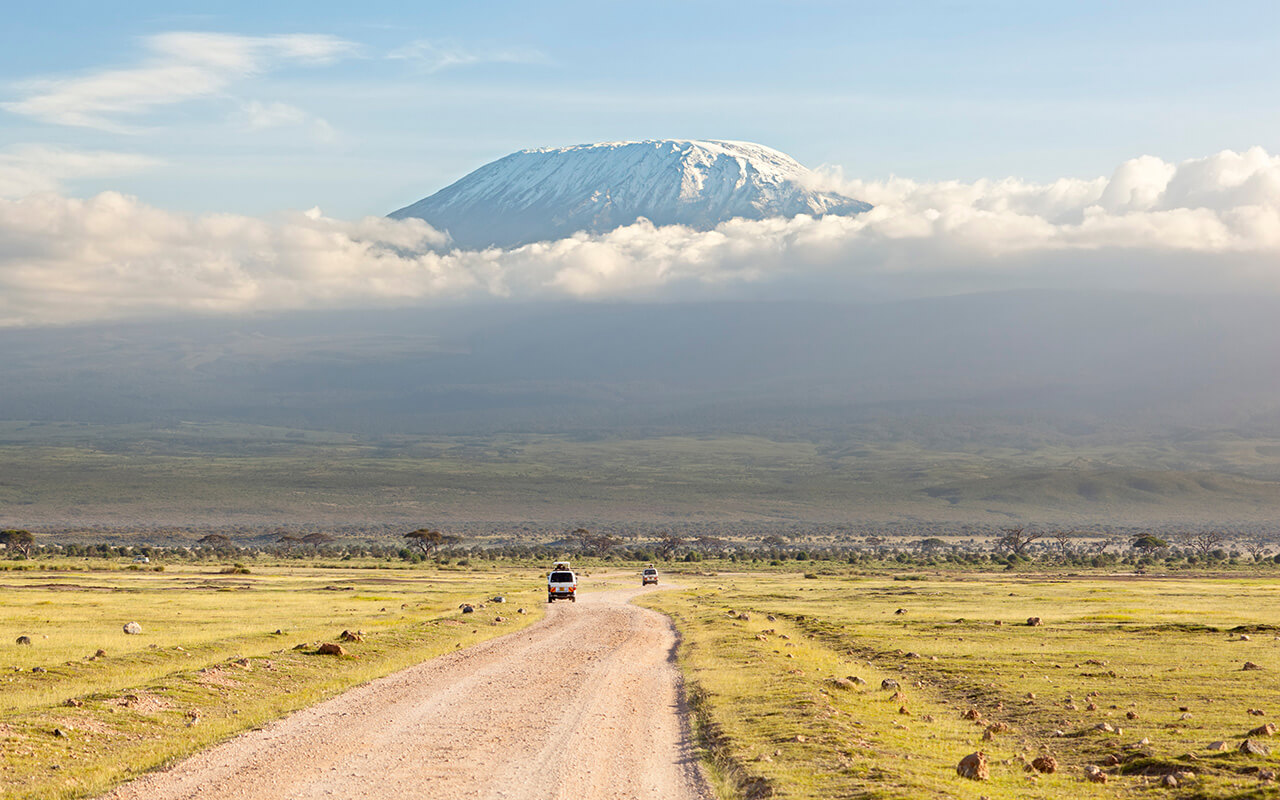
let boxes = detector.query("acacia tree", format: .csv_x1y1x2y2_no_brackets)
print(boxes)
404,528,458,557
995,527,1042,556
1053,530,1073,555
1131,533,1169,556
0,529,34,558
573,528,620,557
654,533,685,559
1243,539,1272,562
1186,531,1225,560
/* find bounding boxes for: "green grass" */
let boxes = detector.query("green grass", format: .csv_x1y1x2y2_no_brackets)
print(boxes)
0,561,548,799
640,573,1280,799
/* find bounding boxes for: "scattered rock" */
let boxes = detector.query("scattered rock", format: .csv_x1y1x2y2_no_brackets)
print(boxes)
1259,769,1277,782
829,678,856,691
15,635,31,645
956,751,989,780
1207,741,1230,751
517,608,527,614
95,648,107,658
767,615,776,621
1248,722,1277,737
1084,765,1108,783
739,613,751,622
338,629,364,643
1180,713,1193,720
962,707,983,721
1086,702,1098,711
122,622,142,635
64,698,83,708
1126,710,1139,720
755,634,769,641
32,666,47,673
493,616,507,623
1026,617,1042,627
1161,774,1179,788
792,734,806,743
1248,708,1266,716
460,605,475,614
492,596,506,603
881,678,900,691
1240,739,1271,757
1240,634,1251,641
905,651,921,658
52,728,68,738
891,690,907,703
184,710,201,727
1100,753,1120,766
848,676,867,685
316,642,346,656
993,620,1002,626
1031,755,1057,774
274,629,283,635
1243,661,1263,671
1094,722,1116,733
894,608,907,615
292,643,309,650
898,706,910,715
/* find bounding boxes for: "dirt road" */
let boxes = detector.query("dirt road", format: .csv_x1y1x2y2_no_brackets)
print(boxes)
101,583,711,800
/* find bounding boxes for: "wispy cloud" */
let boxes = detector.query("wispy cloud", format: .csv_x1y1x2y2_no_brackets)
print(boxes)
3,32,355,131
0,145,160,198
387,40,547,73
1,148,1280,326
233,100,337,143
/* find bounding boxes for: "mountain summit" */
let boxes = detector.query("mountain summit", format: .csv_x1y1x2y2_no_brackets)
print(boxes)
390,139,871,250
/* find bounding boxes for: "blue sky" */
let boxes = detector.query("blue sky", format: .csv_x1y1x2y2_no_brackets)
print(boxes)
3,1,1280,217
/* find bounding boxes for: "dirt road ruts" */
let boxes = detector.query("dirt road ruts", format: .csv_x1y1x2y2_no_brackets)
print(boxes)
101,584,711,800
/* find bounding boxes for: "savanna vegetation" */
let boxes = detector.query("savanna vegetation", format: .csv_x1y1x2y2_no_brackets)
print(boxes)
640,573,1280,799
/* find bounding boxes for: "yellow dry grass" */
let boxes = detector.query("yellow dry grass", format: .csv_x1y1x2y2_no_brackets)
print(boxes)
642,573,1280,799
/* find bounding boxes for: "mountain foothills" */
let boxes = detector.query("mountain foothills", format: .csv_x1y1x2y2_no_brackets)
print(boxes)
389,139,871,249
2,292,1280,527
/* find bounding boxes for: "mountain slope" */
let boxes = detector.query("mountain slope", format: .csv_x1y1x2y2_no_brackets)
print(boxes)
390,139,871,249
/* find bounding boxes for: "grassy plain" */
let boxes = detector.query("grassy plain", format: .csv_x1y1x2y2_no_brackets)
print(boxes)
0,560,548,800
640,572,1280,799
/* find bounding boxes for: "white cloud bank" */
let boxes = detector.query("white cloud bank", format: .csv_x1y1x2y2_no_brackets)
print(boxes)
3,147,1280,327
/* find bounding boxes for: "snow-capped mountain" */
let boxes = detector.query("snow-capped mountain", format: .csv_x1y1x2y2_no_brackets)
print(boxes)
390,140,871,250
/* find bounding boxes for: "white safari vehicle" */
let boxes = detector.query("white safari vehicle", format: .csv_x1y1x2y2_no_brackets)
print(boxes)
547,561,578,603
642,565,659,586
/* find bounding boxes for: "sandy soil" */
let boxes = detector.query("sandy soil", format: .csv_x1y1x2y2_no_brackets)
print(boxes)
100,582,711,800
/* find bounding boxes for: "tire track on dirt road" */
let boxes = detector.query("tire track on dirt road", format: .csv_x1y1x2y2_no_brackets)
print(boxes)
100,584,711,800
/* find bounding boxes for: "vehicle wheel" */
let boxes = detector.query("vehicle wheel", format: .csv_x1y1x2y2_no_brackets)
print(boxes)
570,595,576,603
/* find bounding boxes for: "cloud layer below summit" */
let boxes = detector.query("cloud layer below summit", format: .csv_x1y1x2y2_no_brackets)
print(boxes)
3,147,1280,326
